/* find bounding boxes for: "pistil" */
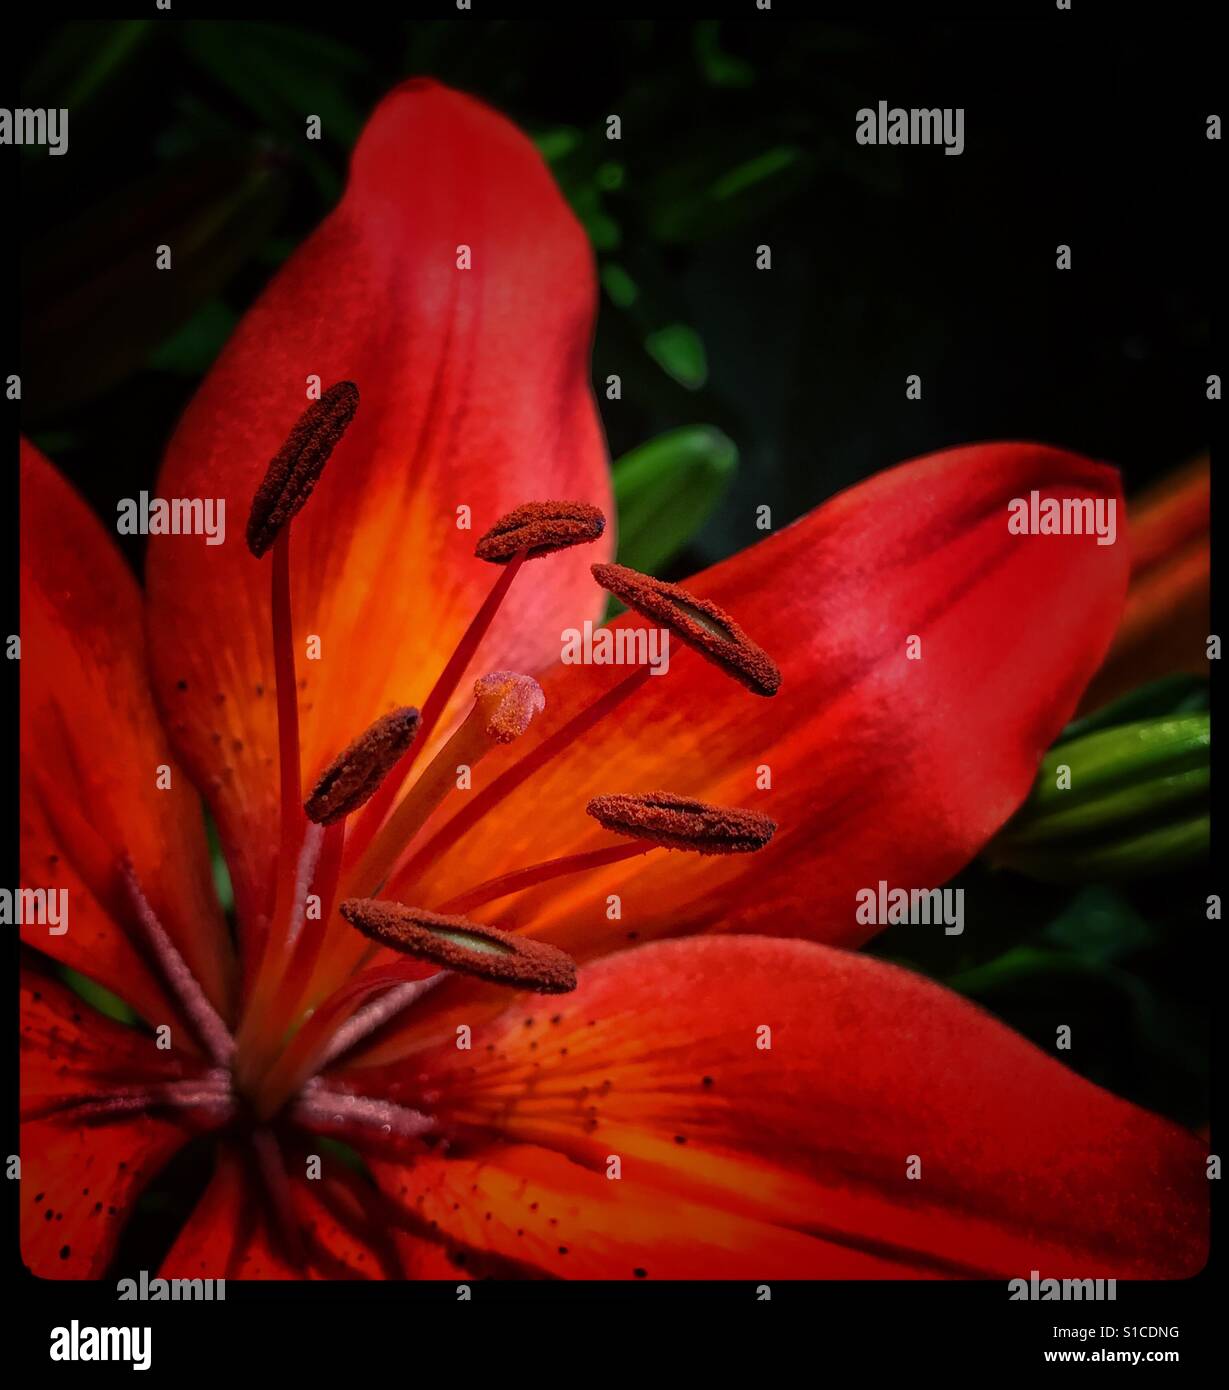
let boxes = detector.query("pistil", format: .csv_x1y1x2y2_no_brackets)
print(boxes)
345,556,526,861
291,1080,435,1141
347,499,605,860
388,665,653,896
435,841,657,915
344,672,546,900
121,859,235,1067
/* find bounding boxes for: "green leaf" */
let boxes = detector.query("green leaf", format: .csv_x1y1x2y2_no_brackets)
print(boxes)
992,713,1210,880
180,21,361,198
1042,885,1155,964
644,324,707,389
613,425,737,574
534,127,581,163
709,146,802,201
22,20,155,110
58,966,140,1026
1058,674,1209,743
204,806,235,917
148,299,238,375
601,263,639,308
1007,714,1208,824
993,815,1209,883
692,21,755,88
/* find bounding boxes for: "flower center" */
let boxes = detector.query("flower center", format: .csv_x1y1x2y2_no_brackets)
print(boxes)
106,385,781,1242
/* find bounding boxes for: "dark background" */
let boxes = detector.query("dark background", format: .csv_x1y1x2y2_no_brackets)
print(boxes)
14,10,1216,1223
18,17,1217,565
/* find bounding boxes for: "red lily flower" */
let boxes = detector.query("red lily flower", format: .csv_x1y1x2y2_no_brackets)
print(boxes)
20,80,1206,1282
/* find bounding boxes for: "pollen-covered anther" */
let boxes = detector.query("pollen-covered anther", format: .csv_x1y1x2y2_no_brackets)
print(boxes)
338,900,577,994
304,706,421,825
586,792,777,855
473,671,545,743
246,380,360,557
475,500,606,563
590,562,781,697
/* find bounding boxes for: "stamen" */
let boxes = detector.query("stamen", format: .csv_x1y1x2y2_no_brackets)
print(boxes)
475,500,606,563
285,822,328,950
292,1081,435,1140
263,529,302,992
343,673,546,899
277,819,346,1005
388,667,652,897
27,1073,234,1125
245,381,360,558
347,554,529,860
317,975,446,1069
587,792,777,853
591,562,781,696
238,819,348,1089
120,859,235,1066
339,900,577,994
436,840,658,915
233,818,326,1080
305,707,421,825
250,960,440,1119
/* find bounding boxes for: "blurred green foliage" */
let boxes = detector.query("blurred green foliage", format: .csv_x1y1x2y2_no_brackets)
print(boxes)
613,425,736,575
993,711,1209,880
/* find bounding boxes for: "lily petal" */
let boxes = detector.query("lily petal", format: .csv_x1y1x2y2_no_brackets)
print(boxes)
20,969,224,1278
161,1138,399,1280
144,79,611,936
160,1145,298,1280
1080,454,1210,712
406,443,1128,963
365,1144,922,1279
20,441,235,1023
340,937,1205,1279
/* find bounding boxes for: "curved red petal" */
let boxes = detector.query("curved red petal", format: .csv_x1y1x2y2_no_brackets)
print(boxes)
159,1144,298,1281
340,937,1205,1279
145,79,611,939
161,1137,400,1280
405,443,1127,967
21,441,236,1023
20,970,220,1279
366,1143,922,1279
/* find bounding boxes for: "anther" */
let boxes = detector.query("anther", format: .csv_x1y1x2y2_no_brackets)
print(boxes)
475,500,606,563
246,381,360,557
339,900,577,993
473,671,546,743
586,792,777,854
590,562,781,696
305,706,421,825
